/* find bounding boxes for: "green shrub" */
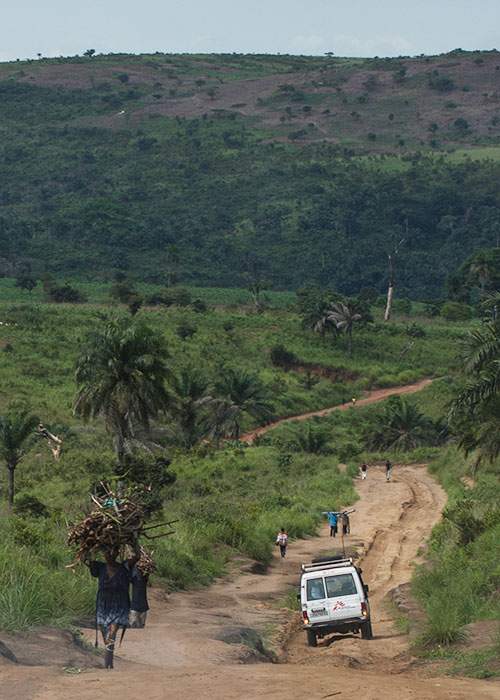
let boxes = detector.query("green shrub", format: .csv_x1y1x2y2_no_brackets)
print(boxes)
47,283,86,304
14,493,49,518
270,344,299,370
393,297,412,315
441,301,472,321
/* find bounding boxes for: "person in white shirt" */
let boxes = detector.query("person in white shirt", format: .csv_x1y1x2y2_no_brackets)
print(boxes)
276,528,288,558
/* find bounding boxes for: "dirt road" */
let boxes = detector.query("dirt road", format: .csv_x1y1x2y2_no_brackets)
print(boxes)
6,460,499,700
241,378,434,443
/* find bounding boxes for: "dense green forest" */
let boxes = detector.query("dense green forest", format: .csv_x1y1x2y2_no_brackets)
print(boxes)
2,51,500,297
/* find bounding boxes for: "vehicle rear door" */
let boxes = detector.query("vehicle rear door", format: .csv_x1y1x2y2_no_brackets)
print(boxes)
304,576,330,623
324,571,362,620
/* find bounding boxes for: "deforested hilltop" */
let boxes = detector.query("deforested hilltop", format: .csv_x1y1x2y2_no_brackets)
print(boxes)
4,49,500,148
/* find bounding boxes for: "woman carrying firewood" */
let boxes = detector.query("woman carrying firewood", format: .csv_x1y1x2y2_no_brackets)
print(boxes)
87,548,132,669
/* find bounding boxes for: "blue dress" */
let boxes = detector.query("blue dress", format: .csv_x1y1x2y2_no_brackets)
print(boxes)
89,561,131,631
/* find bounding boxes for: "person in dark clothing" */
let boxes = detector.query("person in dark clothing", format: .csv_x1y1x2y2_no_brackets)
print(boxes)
385,460,393,482
126,561,150,629
87,549,131,669
341,512,350,536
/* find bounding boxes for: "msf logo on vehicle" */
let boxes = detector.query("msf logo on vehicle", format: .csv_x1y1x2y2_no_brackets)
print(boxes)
331,600,347,612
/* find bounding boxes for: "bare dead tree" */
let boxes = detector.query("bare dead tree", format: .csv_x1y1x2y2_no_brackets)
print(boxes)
384,232,406,322
38,423,63,460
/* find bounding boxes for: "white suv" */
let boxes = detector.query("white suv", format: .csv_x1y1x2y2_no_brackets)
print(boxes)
300,557,373,646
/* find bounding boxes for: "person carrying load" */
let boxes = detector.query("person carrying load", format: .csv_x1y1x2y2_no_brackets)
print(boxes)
276,528,288,558
323,510,339,538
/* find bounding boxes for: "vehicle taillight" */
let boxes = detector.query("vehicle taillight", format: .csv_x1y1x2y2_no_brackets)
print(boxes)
361,602,368,617
302,610,309,624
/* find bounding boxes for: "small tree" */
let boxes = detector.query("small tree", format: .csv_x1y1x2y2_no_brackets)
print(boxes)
74,318,170,467
367,396,439,451
15,275,37,295
168,367,213,447
127,295,143,316
208,369,273,441
84,49,96,58
109,278,138,305
176,320,197,341
317,302,362,356
47,283,86,303
441,301,472,321
270,344,299,371
0,406,38,509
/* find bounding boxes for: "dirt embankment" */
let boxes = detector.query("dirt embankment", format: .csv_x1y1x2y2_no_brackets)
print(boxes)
4,461,499,700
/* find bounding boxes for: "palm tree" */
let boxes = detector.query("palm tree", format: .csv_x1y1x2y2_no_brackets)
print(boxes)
0,406,38,509
208,369,273,441
317,302,362,355
452,322,500,411
74,318,170,466
168,366,213,447
368,397,437,451
450,320,500,463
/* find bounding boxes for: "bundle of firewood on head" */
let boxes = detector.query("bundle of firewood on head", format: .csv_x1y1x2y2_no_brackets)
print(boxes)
67,483,176,568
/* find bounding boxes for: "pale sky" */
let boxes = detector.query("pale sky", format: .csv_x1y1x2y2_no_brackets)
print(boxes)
1,0,500,62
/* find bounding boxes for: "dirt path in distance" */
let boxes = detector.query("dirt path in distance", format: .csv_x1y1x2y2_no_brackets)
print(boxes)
241,378,434,443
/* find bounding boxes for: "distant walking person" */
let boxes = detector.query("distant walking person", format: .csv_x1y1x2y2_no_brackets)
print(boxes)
341,512,350,536
276,528,288,558
385,459,393,482
351,397,357,406
360,463,368,480
323,511,339,537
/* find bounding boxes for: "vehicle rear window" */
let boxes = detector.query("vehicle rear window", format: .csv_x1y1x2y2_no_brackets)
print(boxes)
325,573,357,597
306,578,326,601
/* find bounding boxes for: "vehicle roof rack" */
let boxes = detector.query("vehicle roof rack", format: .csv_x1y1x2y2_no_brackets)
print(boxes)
301,558,353,573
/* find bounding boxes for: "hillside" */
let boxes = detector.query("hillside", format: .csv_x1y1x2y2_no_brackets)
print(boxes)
2,50,500,295
4,50,500,147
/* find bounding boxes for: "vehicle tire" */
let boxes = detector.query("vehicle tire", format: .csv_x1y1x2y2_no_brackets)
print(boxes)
361,621,373,640
306,629,318,647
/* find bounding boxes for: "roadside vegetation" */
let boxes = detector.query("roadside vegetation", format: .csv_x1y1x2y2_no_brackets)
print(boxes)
412,448,500,678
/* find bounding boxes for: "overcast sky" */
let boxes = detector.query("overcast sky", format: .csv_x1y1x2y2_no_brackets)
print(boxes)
2,0,500,62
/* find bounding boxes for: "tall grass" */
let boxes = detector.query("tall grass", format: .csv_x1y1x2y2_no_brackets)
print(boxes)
0,529,95,631
412,448,500,660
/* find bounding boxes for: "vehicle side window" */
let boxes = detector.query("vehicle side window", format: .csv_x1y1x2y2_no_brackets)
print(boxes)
325,573,357,597
306,578,326,601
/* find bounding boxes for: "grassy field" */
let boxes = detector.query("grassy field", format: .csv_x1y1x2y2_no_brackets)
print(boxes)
0,279,297,308
0,293,473,631
0,293,470,421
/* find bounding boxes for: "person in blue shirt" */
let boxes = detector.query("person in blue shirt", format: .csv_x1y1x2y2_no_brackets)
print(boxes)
322,511,338,537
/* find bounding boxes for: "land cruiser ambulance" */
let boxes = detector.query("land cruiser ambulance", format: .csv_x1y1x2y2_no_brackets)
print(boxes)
300,557,373,646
